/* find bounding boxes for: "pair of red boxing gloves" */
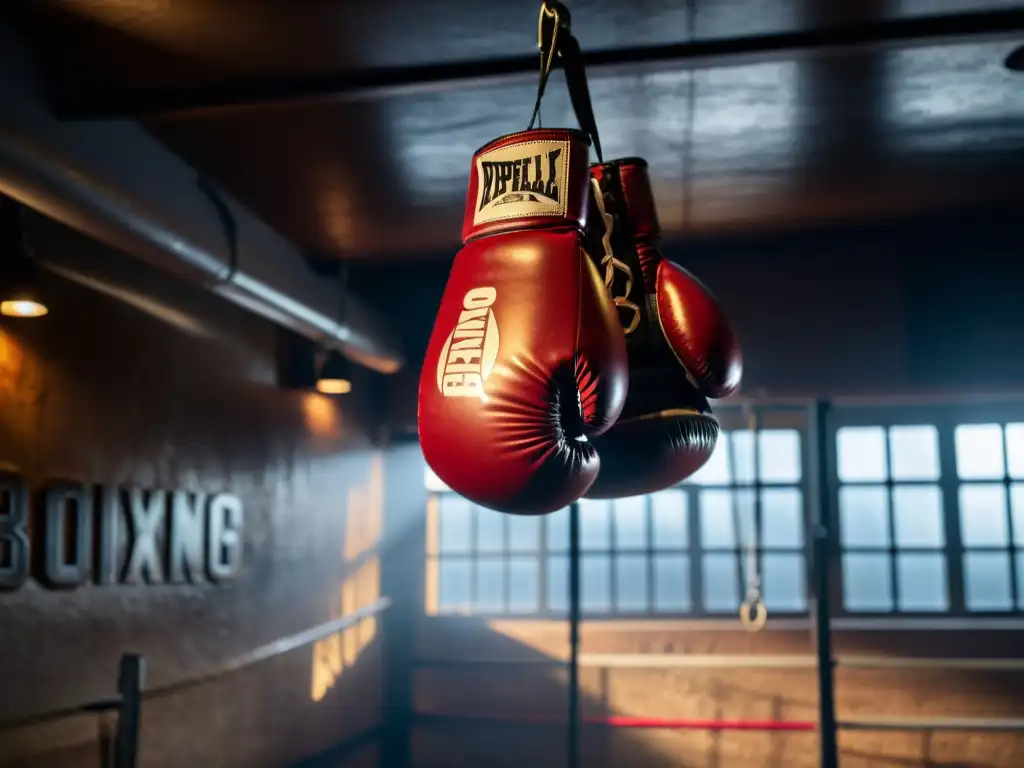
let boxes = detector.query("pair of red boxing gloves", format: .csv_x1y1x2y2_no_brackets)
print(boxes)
418,128,742,514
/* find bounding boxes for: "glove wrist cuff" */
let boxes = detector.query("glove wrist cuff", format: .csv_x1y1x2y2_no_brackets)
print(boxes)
462,128,591,242
591,158,661,240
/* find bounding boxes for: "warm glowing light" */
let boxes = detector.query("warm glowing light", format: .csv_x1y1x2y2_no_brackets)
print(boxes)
316,378,352,395
310,453,384,703
0,300,48,318
301,393,342,439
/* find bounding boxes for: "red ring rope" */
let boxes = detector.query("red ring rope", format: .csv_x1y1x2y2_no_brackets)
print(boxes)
426,712,816,731
597,716,815,731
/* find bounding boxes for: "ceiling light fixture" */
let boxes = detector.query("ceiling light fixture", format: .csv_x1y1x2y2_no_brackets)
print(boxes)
317,349,353,395
316,261,354,395
0,196,48,319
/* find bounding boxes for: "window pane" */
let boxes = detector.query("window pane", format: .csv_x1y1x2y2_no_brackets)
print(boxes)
615,555,648,611
842,553,893,611
700,489,757,548
892,485,944,547
613,496,647,549
959,484,1008,547
839,486,890,547
889,426,940,481
837,427,887,482
1007,424,1024,480
762,489,804,548
955,424,1005,480
438,495,472,554
688,434,731,485
508,515,540,553
508,557,539,613
475,508,505,553
582,555,611,612
1012,483,1024,547
896,553,947,611
546,507,569,551
963,552,1012,611
579,499,611,550
653,555,690,611
763,553,806,611
546,555,568,612
760,429,802,483
703,554,739,611
475,558,505,612
1017,552,1024,610
438,559,471,613
651,491,687,548
730,430,756,484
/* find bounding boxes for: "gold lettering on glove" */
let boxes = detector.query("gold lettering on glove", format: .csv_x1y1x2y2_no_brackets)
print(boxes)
590,179,641,335
436,287,500,399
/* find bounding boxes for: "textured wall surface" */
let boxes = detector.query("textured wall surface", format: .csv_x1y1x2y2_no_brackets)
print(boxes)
0,232,385,767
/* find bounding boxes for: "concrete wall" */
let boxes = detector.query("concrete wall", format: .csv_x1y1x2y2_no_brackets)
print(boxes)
0,222,385,767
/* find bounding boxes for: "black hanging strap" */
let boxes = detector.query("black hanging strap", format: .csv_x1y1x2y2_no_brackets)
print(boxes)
526,1,603,163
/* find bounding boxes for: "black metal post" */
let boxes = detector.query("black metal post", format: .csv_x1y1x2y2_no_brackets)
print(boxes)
812,400,839,768
114,654,145,768
567,500,581,768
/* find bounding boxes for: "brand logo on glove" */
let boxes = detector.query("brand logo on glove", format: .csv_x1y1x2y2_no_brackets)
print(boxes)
436,287,500,399
473,140,569,227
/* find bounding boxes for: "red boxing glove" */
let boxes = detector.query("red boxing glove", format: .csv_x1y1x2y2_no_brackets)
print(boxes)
584,158,742,498
418,129,628,515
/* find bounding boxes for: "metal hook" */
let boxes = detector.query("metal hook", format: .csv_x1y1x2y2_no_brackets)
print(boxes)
537,1,567,78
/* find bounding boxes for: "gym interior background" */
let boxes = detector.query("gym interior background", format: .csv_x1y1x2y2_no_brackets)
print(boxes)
1,2,1024,766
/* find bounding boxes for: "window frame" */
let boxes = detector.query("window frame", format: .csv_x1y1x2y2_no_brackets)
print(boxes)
829,398,1024,619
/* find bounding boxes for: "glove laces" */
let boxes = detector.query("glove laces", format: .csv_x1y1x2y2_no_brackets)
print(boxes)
589,178,640,335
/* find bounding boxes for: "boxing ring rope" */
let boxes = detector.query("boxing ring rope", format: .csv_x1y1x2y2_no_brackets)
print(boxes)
419,711,1024,733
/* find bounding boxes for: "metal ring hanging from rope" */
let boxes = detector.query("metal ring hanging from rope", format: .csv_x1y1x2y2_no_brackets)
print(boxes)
727,401,767,632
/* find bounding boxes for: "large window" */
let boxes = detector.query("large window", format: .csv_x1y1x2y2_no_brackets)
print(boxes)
835,413,1024,616
954,423,1024,612
836,425,947,613
425,416,808,619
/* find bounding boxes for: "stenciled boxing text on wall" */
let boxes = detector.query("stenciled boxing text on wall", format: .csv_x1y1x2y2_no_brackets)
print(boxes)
0,470,244,591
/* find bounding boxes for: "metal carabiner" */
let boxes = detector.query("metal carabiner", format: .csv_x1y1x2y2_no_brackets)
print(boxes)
537,1,564,80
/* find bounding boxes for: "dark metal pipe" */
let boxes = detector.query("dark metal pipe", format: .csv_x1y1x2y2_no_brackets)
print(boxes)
568,500,581,768
114,655,144,768
51,9,1024,119
812,400,839,768
0,24,403,374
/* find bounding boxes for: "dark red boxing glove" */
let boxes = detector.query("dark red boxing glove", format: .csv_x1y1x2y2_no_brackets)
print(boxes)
418,129,628,515
584,158,742,498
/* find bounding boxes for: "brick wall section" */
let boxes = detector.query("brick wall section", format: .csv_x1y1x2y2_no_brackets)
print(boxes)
414,621,1024,768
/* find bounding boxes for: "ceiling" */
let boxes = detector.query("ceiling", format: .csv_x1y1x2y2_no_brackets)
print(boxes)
3,0,1024,260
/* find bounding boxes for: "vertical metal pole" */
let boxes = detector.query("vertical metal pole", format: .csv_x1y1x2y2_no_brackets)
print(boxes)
567,500,581,768
114,654,145,768
812,400,839,768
